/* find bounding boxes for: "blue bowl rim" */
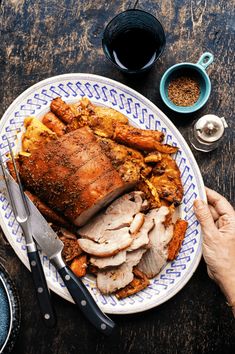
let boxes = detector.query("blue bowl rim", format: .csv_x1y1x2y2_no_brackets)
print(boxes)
0,274,12,352
160,62,211,113
0,264,21,354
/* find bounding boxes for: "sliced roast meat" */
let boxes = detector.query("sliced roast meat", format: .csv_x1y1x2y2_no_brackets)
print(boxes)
138,247,166,279
78,191,145,239
128,213,154,251
105,191,145,216
129,213,145,235
126,248,147,266
96,248,146,294
78,212,132,240
157,224,174,258
90,251,126,269
77,227,132,257
97,263,134,294
138,207,174,278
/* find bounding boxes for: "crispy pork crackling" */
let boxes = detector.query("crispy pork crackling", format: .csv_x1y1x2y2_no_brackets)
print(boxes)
19,127,131,226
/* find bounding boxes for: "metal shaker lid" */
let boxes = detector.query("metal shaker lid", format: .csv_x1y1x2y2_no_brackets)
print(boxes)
195,114,228,143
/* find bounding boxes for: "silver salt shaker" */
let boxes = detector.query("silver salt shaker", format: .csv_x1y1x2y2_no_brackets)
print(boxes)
189,114,228,152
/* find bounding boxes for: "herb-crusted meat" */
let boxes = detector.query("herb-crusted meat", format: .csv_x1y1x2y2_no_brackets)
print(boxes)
19,127,129,226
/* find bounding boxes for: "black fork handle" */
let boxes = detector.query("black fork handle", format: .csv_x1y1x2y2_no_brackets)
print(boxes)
28,249,56,328
58,266,115,335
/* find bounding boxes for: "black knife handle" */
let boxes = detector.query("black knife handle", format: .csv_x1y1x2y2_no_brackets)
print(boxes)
58,266,115,335
28,250,56,328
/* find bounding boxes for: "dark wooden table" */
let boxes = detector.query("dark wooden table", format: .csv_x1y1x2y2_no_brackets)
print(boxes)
0,1,234,353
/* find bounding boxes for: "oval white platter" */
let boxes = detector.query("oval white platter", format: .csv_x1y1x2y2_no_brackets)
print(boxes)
0,74,205,314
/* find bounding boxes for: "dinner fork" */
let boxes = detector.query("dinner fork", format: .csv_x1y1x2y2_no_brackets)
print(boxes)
0,137,56,328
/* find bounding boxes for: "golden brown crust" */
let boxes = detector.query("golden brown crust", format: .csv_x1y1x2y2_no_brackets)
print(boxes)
19,127,125,224
167,219,188,261
16,96,186,299
22,117,56,153
115,267,150,299
150,154,183,205
50,97,75,124
60,237,83,262
42,112,66,137
153,142,178,154
136,179,160,209
144,152,162,164
25,190,70,228
163,203,176,227
69,97,95,116
6,159,20,181
67,99,128,138
138,176,162,208
97,137,150,184
66,98,96,132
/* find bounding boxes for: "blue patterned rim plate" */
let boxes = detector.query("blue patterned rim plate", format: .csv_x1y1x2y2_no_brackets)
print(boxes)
0,264,21,353
0,74,205,314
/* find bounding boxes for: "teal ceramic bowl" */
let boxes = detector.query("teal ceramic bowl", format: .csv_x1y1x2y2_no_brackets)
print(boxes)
160,52,214,113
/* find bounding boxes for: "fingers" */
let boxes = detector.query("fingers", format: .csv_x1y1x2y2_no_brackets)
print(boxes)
208,204,220,221
217,214,235,231
206,266,215,281
193,199,218,235
206,187,235,217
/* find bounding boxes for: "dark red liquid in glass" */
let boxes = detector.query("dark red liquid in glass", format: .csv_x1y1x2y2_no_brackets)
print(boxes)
111,28,161,71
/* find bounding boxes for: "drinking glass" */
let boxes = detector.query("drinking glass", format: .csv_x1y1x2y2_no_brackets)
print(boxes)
102,9,166,75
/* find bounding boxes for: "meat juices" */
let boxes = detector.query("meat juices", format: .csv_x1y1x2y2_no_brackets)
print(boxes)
19,127,130,226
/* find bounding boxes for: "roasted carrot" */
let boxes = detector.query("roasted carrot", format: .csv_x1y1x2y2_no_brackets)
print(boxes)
42,112,66,137
70,255,87,277
50,97,75,124
114,123,164,152
115,268,149,299
167,219,188,261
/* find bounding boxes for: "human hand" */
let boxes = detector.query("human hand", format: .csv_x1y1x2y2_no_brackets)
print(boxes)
193,187,235,315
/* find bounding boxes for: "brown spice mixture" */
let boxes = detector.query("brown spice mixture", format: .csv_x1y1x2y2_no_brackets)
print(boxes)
168,76,200,106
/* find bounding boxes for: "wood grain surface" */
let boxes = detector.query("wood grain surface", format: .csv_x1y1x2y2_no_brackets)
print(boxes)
0,1,234,353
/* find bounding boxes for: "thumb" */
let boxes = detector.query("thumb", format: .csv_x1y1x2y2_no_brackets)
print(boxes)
193,199,217,232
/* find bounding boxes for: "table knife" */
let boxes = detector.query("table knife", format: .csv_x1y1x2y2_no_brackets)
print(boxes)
0,162,56,328
0,167,115,335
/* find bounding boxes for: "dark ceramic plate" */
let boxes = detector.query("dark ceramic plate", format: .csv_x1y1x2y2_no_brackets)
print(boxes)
0,264,21,354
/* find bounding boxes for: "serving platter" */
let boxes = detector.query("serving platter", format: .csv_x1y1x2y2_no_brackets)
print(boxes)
0,74,205,314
